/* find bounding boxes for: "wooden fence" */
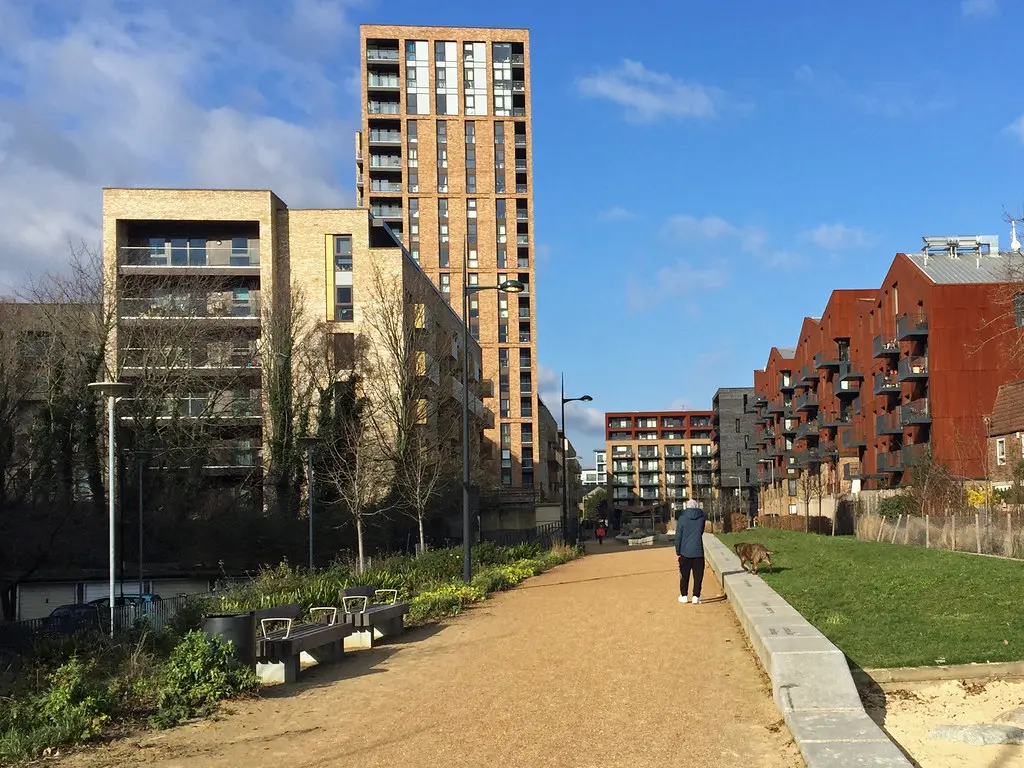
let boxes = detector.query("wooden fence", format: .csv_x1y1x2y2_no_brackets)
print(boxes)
856,511,1024,558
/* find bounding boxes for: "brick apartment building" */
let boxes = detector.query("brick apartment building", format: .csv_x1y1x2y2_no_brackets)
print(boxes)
102,188,491,502
357,25,538,490
604,410,716,514
753,236,1024,515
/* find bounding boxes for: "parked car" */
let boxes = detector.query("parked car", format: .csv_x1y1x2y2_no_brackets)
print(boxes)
40,603,103,635
88,594,164,628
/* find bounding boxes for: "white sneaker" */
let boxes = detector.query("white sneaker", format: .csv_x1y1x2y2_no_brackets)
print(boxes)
692,596,701,605
678,595,688,603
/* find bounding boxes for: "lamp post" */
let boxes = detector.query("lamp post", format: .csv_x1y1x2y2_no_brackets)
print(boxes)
133,449,150,600
462,253,523,584
88,380,133,637
560,374,593,547
298,436,320,571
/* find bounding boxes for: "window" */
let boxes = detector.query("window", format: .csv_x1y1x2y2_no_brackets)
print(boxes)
500,399,510,418
500,372,510,392
745,468,751,484
520,396,532,417
498,347,509,369
334,235,352,271
997,437,1007,466
736,451,742,467
744,434,749,449
735,418,741,433
439,273,451,302
501,448,512,485
1015,294,1024,328
787,479,797,497
519,371,532,393
335,286,353,322
789,503,798,515
519,348,530,369
522,446,534,469
501,423,511,447
521,422,533,445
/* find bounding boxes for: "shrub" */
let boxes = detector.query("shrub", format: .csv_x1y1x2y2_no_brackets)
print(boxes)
407,584,484,625
878,494,917,519
150,631,259,729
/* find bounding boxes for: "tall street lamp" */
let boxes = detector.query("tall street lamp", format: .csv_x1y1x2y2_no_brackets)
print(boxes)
462,250,523,584
297,436,321,571
88,380,133,637
560,374,593,546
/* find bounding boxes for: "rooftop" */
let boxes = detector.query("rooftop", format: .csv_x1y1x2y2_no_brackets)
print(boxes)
989,380,1024,436
905,252,1010,285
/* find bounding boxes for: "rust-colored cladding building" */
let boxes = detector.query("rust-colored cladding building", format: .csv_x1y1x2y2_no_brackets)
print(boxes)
752,237,1024,501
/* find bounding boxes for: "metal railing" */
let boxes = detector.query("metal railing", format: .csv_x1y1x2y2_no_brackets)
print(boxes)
480,521,563,548
120,245,260,268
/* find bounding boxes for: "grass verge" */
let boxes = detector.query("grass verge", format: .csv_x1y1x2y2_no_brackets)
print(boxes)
717,529,1024,669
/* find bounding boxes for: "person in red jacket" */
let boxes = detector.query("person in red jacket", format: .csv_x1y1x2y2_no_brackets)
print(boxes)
595,523,607,545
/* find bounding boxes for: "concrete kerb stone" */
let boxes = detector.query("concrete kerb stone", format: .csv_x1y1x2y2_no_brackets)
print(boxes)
702,533,914,768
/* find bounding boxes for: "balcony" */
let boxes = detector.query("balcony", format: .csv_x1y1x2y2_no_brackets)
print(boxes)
514,134,527,147
873,334,900,358
839,427,866,450
814,350,842,370
900,398,931,426
367,130,402,145
367,101,400,115
514,159,528,171
844,462,868,480
370,205,403,220
120,245,260,271
511,53,525,64
612,474,634,487
835,378,860,398
794,392,819,412
897,356,929,382
120,345,260,373
795,419,819,440
367,75,400,89
781,419,799,436
820,411,852,428
516,209,529,221
896,311,929,341
800,364,818,384
638,475,660,487
119,293,261,323
366,48,400,62
766,400,785,415
610,448,634,459
369,155,402,169
876,412,902,436
762,427,776,440
369,181,402,193
836,362,863,384
795,449,821,467
902,442,928,468
779,375,795,392
873,372,900,396
877,450,904,474
512,107,526,116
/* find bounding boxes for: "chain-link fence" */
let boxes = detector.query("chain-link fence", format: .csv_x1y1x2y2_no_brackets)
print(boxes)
856,511,1024,558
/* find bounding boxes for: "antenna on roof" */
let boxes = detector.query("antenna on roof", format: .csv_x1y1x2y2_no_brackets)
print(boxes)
1011,220,1021,254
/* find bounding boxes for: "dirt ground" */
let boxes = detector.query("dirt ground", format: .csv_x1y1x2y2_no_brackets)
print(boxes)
862,678,1024,767
63,543,803,768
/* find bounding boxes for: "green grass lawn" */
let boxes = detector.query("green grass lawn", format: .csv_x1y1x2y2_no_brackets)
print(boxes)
717,530,1024,669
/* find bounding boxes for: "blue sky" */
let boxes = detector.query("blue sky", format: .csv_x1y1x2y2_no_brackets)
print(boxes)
0,0,1021,464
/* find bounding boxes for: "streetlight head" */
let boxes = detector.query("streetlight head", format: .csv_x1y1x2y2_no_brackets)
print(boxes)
88,381,133,397
498,279,525,294
579,395,593,403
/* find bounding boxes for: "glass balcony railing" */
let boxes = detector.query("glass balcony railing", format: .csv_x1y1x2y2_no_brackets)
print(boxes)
121,245,260,268
366,48,400,61
119,293,261,320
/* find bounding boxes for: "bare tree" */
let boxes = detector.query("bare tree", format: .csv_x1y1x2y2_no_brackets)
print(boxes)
318,373,395,573
799,466,815,530
976,214,1024,367
359,263,462,553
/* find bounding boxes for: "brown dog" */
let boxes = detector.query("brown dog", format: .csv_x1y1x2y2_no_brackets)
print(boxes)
733,542,776,574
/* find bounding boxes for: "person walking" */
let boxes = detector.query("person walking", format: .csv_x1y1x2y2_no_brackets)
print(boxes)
595,523,606,546
675,499,706,604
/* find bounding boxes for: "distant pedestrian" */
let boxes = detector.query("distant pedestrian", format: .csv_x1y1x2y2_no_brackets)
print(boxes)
675,499,707,605
595,524,606,545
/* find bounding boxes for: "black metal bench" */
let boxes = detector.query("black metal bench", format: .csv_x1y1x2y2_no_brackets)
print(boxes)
341,587,411,650
254,603,354,683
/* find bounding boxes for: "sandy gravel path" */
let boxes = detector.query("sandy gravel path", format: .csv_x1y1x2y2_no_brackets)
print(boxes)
65,544,803,768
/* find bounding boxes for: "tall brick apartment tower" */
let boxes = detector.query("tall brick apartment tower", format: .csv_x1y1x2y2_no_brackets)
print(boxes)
357,25,538,488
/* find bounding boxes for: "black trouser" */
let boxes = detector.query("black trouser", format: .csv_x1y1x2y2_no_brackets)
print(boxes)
597,535,604,545
678,556,705,598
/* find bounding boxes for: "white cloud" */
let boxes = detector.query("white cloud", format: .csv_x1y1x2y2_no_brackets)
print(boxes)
0,0,359,290
1006,115,1024,143
803,223,872,250
962,0,998,17
765,250,804,270
577,59,728,123
626,261,728,311
599,206,636,221
794,65,950,118
660,214,767,255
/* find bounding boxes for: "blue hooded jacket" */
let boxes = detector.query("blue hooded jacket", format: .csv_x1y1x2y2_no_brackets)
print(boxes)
674,502,706,558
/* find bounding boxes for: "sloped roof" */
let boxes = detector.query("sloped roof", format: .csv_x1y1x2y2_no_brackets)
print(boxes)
777,347,796,357
989,380,1024,436
905,253,1008,284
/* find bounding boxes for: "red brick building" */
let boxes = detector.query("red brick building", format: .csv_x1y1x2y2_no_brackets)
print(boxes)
987,381,1024,489
753,236,1024,510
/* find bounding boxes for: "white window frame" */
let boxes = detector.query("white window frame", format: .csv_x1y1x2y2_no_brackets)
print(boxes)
997,437,1007,466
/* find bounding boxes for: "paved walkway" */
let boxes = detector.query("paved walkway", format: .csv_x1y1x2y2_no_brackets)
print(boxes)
68,544,803,768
